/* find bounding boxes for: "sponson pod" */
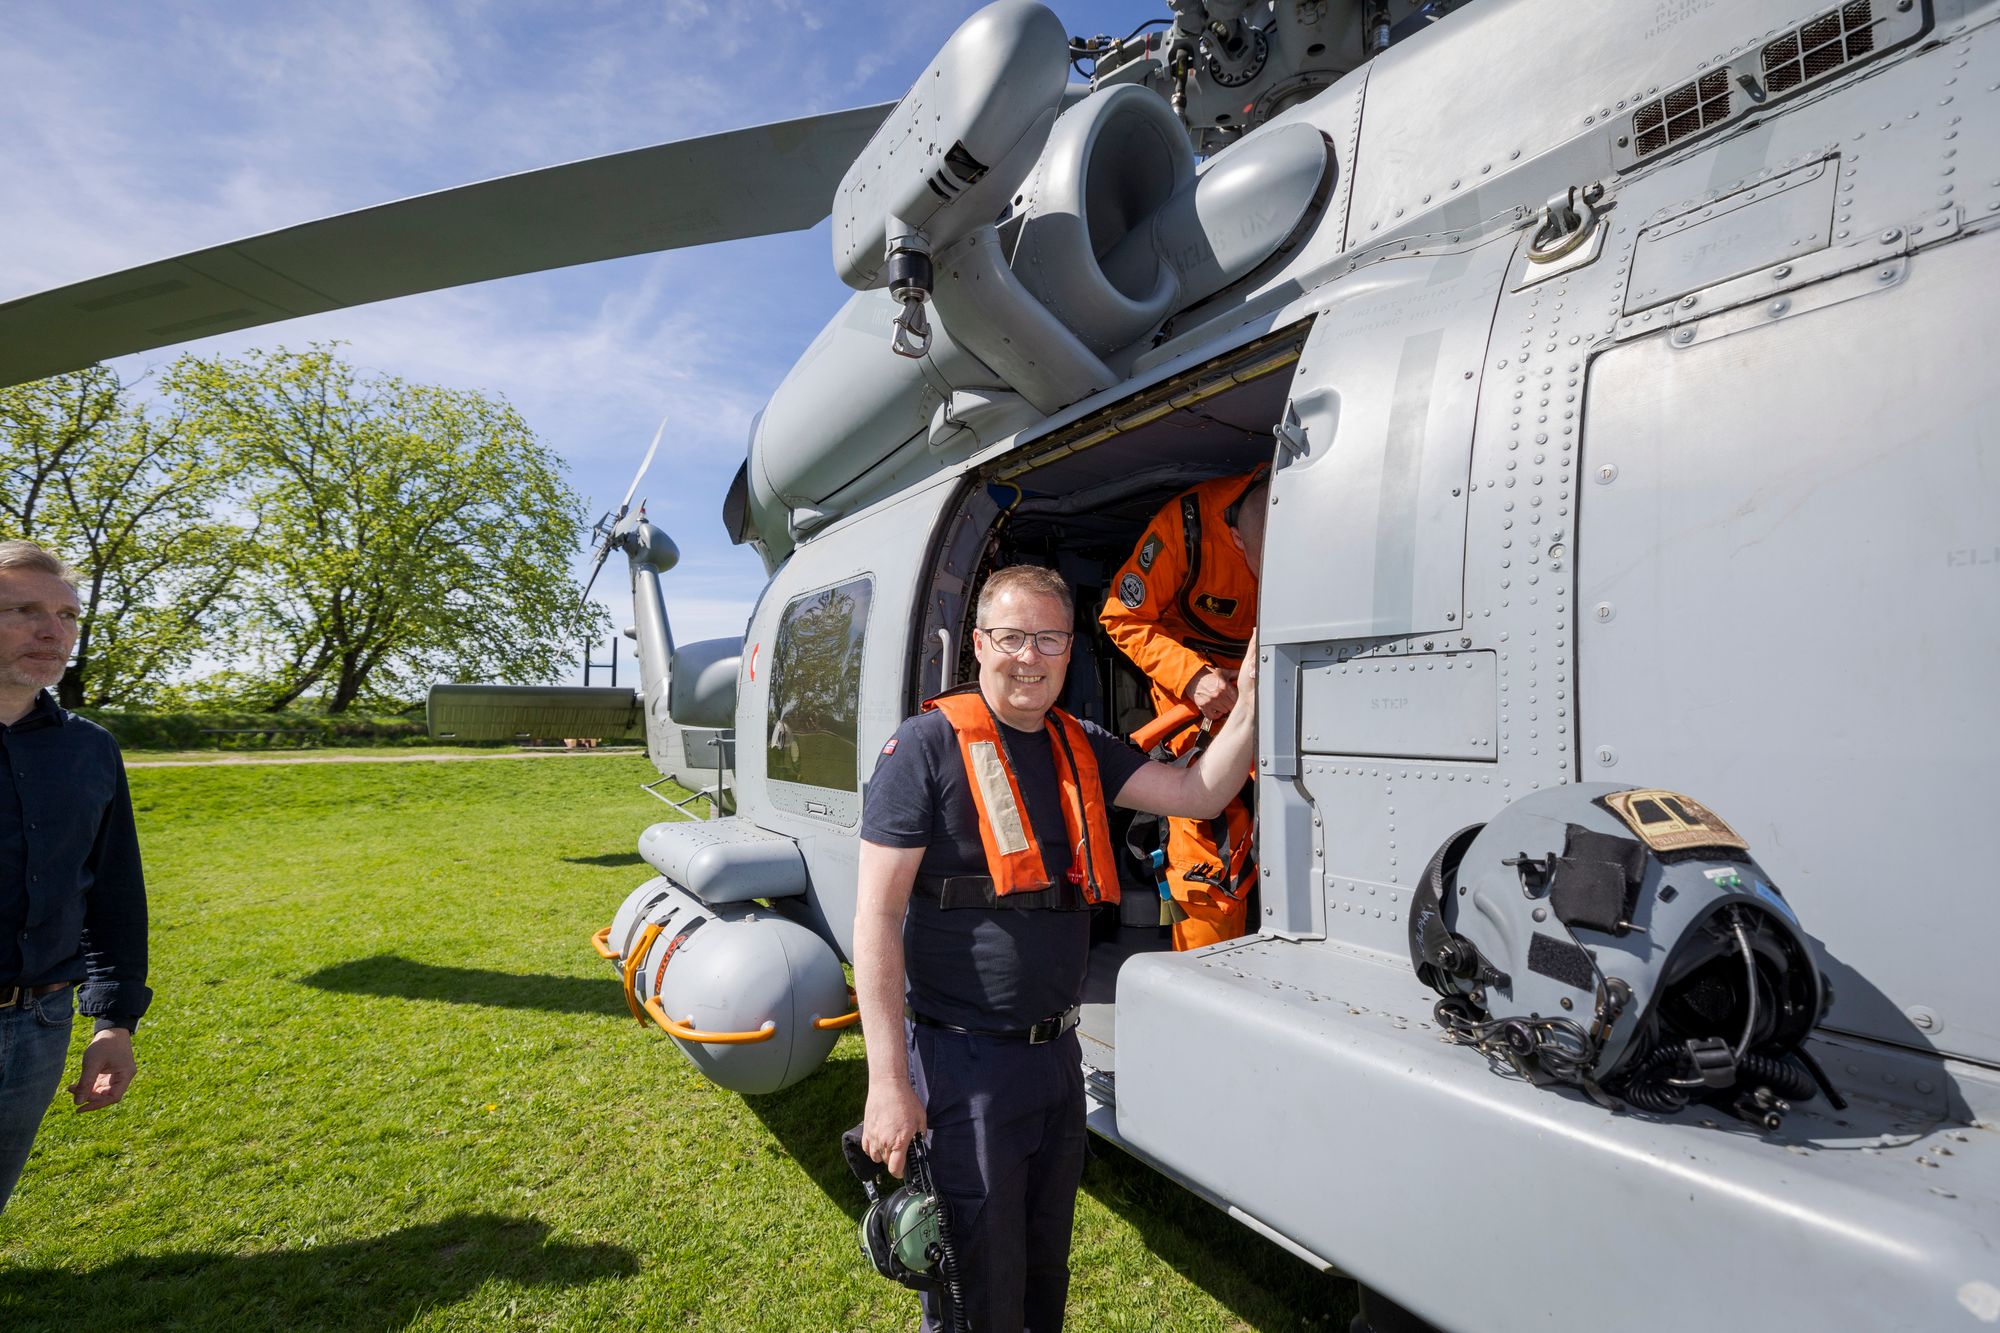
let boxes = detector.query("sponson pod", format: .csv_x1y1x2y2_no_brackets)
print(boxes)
596,820,849,1095
598,878,852,1095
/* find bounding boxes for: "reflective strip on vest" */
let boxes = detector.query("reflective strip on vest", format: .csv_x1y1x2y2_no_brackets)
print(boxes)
966,740,1032,856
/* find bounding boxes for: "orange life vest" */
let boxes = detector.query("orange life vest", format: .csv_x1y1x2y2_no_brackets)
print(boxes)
922,687,1121,907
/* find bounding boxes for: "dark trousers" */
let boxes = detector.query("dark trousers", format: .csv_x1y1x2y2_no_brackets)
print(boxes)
908,1022,1087,1333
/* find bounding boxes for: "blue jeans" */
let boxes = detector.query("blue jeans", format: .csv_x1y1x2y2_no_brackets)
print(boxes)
0,983,74,1213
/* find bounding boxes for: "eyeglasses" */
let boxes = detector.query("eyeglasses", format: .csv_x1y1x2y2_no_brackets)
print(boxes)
978,626,1073,656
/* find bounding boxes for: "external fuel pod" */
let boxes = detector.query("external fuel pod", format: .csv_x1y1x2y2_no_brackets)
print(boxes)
597,878,854,1095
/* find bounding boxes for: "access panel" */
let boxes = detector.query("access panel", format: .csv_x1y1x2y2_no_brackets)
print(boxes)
1264,233,1517,643
1298,650,1496,761
1577,231,2000,1068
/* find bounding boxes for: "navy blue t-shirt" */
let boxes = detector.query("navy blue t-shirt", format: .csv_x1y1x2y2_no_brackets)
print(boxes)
860,705,1148,1029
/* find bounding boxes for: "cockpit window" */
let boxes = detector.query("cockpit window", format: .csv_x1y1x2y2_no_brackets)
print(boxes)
765,576,872,791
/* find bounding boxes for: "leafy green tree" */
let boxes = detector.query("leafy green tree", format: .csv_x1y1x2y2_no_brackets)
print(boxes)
170,346,604,712
0,367,249,707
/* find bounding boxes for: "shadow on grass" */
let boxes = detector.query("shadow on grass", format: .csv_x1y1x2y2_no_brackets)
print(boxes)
1082,1140,1358,1332
562,851,646,867
299,954,624,1017
0,1213,635,1333
740,1043,872,1222
736,1045,1354,1328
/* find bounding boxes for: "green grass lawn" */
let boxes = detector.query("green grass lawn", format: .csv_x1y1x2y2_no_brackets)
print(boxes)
0,754,1354,1330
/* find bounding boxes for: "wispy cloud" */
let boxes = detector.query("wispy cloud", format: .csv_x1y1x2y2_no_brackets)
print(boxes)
2,0,1157,682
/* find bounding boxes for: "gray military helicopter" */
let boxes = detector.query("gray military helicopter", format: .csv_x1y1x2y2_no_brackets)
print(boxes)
6,1,1998,1327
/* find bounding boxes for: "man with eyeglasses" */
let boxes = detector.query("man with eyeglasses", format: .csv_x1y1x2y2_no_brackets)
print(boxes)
0,540,150,1213
854,563,1257,1331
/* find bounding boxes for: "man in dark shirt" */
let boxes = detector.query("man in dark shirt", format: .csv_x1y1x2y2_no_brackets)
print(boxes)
854,564,1258,1331
0,540,150,1212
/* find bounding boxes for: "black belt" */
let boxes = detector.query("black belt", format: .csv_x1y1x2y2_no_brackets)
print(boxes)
906,1003,1082,1046
0,982,69,1008
914,875,1093,912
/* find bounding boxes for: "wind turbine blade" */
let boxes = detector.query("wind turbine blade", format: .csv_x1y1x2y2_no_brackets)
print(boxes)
0,101,893,389
619,414,669,518
581,544,613,603
585,419,666,606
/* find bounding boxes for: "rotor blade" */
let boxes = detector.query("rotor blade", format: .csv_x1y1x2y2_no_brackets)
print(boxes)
0,101,893,390
619,415,670,519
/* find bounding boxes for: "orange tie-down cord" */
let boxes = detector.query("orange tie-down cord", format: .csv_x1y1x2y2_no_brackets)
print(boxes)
593,923,859,1040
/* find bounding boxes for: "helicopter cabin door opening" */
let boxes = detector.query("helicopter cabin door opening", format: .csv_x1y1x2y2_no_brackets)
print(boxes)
913,326,1306,1068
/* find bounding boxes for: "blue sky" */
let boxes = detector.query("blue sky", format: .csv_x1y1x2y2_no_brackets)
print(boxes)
1,0,1157,680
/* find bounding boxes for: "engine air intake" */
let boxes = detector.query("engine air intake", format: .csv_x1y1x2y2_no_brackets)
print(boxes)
1762,0,1876,97
1633,70,1733,159
1614,0,1922,172
925,140,990,202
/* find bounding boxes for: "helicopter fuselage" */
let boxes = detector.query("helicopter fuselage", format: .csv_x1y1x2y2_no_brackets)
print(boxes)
651,0,2000,1326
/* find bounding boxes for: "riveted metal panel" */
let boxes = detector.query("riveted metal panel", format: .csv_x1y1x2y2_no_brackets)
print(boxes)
1607,0,1931,172
1578,228,2000,1068
1304,760,1508,958
1345,0,1859,242
1623,157,1838,312
1299,650,1497,761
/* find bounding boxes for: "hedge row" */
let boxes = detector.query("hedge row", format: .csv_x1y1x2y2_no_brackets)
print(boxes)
78,709,435,751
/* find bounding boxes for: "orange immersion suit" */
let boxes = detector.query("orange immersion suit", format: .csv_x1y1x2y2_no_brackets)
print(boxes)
1099,470,1263,950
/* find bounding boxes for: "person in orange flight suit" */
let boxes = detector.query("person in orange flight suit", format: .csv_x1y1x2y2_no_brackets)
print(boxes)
1099,468,1267,950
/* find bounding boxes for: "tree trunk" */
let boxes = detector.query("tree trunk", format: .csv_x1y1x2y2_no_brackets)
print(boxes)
327,659,365,713
56,664,84,710
62,620,93,710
